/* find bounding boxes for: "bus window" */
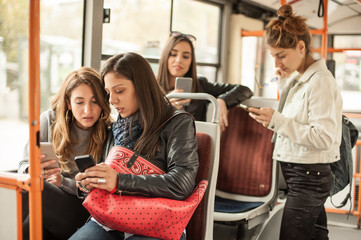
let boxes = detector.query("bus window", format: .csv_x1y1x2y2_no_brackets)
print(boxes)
0,0,84,171
102,0,171,58
172,0,221,82
172,0,220,64
101,0,221,83
332,35,361,112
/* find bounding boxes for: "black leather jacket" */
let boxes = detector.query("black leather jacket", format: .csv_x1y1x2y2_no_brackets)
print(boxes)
185,76,253,121
102,111,199,200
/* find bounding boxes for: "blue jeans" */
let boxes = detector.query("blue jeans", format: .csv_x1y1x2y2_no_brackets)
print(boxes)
280,162,332,240
68,220,187,240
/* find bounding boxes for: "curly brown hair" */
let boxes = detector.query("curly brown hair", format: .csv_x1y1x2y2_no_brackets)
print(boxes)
265,4,312,55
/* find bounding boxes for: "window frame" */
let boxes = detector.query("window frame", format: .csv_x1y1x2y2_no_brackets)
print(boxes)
89,0,231,83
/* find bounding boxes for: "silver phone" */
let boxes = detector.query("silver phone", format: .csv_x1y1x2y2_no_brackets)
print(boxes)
40,142,59,169
175,77,193,106
175,77,193,93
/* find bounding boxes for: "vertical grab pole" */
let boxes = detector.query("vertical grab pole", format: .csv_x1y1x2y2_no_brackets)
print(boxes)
29,1,43,240
278,0,286,100
321,0,328,58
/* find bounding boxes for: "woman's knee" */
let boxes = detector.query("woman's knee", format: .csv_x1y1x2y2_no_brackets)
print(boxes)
69,220,124,240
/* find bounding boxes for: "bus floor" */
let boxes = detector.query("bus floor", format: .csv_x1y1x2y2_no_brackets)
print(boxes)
213,212,361,240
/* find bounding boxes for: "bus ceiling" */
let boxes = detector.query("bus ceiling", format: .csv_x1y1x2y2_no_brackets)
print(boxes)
234,0,361,35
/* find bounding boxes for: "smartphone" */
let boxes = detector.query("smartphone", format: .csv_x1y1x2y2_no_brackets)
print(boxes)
175,77,193,93
240,104,260,115
175,77,193,106
75,154,95,172
240,104,250,112
40,142,59,169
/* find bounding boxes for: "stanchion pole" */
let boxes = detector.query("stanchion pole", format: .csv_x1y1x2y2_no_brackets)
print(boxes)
28,0,43,239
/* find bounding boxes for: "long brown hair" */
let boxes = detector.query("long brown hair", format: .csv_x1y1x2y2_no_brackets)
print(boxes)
51,67,111,171
157,35,199,93
265,4,312,55
101,52,174,157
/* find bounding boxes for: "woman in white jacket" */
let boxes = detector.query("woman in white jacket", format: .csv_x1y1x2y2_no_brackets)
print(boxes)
248,4,343,240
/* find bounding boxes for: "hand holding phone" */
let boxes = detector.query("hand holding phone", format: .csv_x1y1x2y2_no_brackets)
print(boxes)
240,104,250,112
40,142,59,169
75,154,95,172
175,77,193,106
240,104,260,115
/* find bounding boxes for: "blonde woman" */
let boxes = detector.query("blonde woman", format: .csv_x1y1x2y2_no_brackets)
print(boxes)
19,67,112,240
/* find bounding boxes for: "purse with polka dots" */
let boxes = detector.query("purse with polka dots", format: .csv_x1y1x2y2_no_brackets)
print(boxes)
83,113,207,240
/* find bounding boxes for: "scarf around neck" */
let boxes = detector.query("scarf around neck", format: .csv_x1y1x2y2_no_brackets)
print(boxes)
112,114,142,149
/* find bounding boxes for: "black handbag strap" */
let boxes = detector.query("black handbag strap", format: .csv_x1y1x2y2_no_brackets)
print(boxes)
127,111,192,168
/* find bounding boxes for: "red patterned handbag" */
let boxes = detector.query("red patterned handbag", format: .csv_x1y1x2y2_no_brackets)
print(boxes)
83,136,207,240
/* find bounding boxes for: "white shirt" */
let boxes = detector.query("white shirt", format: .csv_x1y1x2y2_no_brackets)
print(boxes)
268,59,343,164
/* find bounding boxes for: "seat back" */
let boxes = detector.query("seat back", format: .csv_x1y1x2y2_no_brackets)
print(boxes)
213,100,280,239
166,92,221,240
186,132,212,240
217,106,274,197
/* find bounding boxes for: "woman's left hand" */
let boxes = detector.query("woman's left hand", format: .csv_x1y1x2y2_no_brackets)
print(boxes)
217,98,228,131
44,171,63,187
76,163,118,192
248,107,274,128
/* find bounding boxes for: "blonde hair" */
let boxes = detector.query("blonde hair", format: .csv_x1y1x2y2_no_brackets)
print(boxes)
51,67,111,171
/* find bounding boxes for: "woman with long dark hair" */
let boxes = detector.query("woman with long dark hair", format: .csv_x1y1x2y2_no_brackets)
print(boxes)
70,52,199,240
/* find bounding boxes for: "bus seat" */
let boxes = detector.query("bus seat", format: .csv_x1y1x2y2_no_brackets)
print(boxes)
194,120,221,240
166,92,221,240
213,106,279,238
186,132,211,240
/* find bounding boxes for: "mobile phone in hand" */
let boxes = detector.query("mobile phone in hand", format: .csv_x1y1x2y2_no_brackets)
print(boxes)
240,104,250,112
75,154,95,172
240,104,260,115
40,142,59,169
175,77,193,106
175,77,193,92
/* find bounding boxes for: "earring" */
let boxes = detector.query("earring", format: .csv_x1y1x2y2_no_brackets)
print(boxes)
66,110,72,122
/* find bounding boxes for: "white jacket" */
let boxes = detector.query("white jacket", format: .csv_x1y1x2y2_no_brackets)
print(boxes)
268,59,343,164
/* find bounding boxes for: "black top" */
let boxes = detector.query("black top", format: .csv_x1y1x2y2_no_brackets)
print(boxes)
184,76,253,121
102,111,199,200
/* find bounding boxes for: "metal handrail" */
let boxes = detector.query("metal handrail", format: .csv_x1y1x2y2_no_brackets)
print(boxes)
166,92,219,123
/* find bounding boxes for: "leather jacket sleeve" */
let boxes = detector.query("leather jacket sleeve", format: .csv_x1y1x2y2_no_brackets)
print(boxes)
199,76,253,108
114,113,199,200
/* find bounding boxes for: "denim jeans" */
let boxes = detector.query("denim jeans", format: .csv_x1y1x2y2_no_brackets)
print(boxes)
68,220,187,240
280,162,332,240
